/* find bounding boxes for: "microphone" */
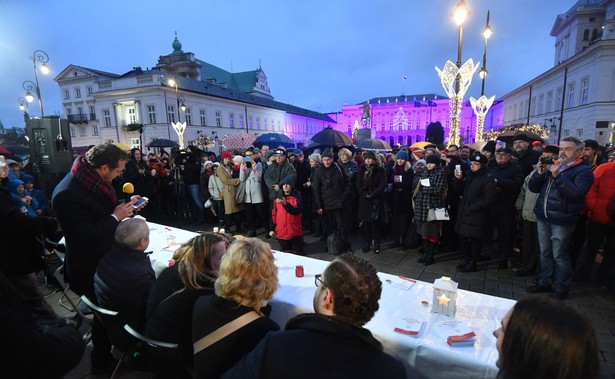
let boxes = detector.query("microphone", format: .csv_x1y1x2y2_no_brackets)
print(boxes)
122,182,134,204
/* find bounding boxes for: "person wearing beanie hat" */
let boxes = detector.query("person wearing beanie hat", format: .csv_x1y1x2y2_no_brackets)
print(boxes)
532,140,543,152
490,143,525,270
512,132,541,176
221,150,233,161
414,151,447,265
264,144,297,236
356,148,387,254
453,151,496,272
321,149,333,159
363,150,376,160
265,150,275,161
217,149,244,232
482,141,497,159
293,149,304,157
390,149,413,249
271,175,304,254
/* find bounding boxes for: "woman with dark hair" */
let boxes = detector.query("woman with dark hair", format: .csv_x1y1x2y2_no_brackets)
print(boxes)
389,149,414,249
145,232,232,378
494,296,599,379
192,237,279,379
356,150,387,254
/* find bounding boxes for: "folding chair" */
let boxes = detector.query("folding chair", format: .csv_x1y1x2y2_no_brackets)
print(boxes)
81,295,126,379
123,324,191,378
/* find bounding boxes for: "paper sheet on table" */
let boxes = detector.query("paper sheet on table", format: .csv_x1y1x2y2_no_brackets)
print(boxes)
435,319,476,340
385,276,416,291
420,178,430,186
394,316,426,337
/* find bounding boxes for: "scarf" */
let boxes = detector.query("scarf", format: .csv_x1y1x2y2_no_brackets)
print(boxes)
71,157,117,205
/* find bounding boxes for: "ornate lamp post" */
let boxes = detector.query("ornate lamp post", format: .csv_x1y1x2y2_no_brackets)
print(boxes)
166,76,188,149
24,50,50,117
436,0,479,147
470,11,495,142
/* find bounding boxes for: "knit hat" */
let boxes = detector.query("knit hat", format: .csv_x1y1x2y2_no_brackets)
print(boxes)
252,148,261,154
543,145,559,155
363,150,376,160
396,150,409,161
532,141,543,147
280,176,295,187
221,150,233,160
496,147,513,155
203,160,213,168
513,133,531,142
293,149,304,156
471,153,488,166
426,155,441,164
482,140,496,155
266,150,275,159
322,149,333,158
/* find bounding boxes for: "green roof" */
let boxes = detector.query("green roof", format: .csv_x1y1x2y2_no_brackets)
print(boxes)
196,59,258,94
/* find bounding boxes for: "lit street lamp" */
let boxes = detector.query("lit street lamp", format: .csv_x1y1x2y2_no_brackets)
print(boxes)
436,0,479,146
17,97,28,111
166,76,188,149
26,49,51,117
470,11,496,141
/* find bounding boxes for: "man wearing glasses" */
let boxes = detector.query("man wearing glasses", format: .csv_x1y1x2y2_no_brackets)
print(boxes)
222,254,406,379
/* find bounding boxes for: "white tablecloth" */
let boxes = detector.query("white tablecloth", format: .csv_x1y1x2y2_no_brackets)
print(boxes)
146,222,514,379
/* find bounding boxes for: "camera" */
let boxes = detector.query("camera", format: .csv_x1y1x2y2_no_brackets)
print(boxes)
540,157,554,165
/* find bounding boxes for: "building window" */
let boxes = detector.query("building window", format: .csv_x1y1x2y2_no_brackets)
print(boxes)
530,97,536,116
70,126,75,137
167,105,175,123
564,129,570,137
77,106,83,116
215,111,222,127
546,91,553,112
74,88,81,98
248,117,253,129
64,89,70,99
583,29,589,40
592,29,598,40
87,86,93,95
256,118,261,130
200,109,207,126
556,88,562,111
229,113,235,128
185,108,192,125
577,129,583,137
277,120,281,131
581,78,589,105
80,126,87,137
93,124,99,136
239,115,244,128
128,107,136,124
538,95,544,115
147,105,156,124
66,108,72,116
567,82,575,108
103,109,111,127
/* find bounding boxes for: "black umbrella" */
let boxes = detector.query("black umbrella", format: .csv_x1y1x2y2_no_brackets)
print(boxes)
357,139,393,151
147,138,179,148
303,142,355,156
4,145,30,155
311,127,353,146
253,133,295,148
496,131,544,144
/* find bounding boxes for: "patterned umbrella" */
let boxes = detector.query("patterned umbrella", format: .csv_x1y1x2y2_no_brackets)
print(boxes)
221,133,256,149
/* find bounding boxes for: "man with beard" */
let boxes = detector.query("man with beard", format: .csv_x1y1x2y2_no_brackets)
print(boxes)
512,132,541,177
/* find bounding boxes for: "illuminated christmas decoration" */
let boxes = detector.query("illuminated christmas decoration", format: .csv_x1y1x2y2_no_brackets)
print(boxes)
481,123,550,142
470,95,495,141
171,121,187,149
393,107,409,131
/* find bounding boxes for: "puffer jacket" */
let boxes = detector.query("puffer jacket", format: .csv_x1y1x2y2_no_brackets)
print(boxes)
529,159,594,226
585,161,615,225
271,189,303,240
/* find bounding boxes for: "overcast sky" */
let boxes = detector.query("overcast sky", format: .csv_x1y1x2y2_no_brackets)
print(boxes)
0,0,576,129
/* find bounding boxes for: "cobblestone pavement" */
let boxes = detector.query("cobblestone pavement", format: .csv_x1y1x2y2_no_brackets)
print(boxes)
54,222,614,378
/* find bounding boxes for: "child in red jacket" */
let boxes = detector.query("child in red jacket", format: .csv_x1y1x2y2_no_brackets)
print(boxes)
270,176,304,255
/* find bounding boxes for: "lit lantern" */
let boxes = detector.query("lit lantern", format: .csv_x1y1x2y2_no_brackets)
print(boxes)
432,276,458,316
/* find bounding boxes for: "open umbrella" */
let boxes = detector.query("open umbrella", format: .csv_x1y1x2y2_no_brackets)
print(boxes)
496,131,545,144
253,133,294,148
221,132,256,149
409,141,431,150
4,145,30,155
357,139,392,151
112,142,131,151
147,138,179,148
311,127,353,146
0,145,11,155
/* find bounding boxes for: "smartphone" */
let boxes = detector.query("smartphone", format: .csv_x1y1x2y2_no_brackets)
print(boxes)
133,196,149,208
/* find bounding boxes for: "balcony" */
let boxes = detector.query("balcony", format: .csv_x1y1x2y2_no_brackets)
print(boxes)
68,114,89,124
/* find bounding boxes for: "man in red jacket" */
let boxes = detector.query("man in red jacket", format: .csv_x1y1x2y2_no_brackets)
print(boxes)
575,160,615,283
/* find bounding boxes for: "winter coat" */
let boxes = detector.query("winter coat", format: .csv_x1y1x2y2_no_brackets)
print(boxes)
529,159,594,226
216,164,243,215
389,161,414,215
192,295,279,379
208,171,225,201
263,161,297,200
585,161,615,225
515,171,540,222
454,167,497,239
200,170,214,202
240,162,264,204
312,162,350,211
220,313,406,379
413,168,447,222
515,148,541,177
488,161,525,213
356,164,387,222
271,189,303,240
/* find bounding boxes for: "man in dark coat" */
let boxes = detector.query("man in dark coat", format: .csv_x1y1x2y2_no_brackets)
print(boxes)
94,218,155,350
488,147,525,268
512,132,541,177
52,143,141,373
527,137,594,300
221,254,406,379
312,148,352,253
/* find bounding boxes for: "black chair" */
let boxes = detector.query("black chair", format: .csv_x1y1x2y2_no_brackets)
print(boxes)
80,295,126,379
123,324,191,378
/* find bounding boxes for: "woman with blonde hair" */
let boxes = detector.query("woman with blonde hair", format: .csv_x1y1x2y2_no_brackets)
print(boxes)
192,237,279,378
145,232,232,378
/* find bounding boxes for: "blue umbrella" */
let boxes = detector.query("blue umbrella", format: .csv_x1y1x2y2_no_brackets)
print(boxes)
253,133,295,148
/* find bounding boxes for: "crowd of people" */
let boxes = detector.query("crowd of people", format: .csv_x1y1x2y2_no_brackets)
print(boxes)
0,136,611,378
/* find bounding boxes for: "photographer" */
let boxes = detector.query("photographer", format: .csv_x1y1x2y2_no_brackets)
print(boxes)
241,152,268,236
181,149,205,224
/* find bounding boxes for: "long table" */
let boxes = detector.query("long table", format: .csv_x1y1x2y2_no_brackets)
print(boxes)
146,221,513,379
